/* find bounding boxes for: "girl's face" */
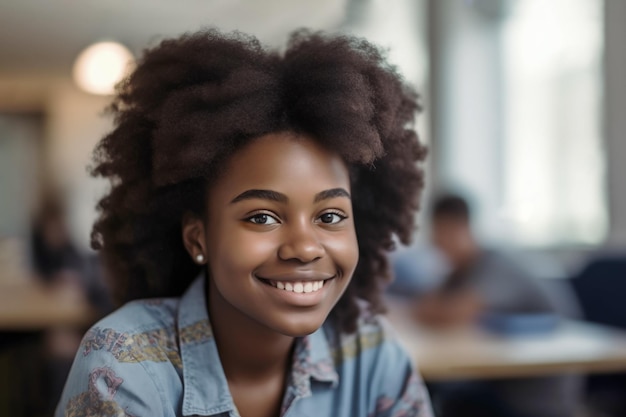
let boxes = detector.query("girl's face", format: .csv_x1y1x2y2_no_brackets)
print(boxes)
198,132,359,337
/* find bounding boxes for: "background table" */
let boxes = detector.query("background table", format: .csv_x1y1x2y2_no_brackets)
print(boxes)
386,298,626,381
0,278,95,330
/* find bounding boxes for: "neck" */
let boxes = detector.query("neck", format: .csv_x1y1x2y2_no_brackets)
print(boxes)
207,278,295,383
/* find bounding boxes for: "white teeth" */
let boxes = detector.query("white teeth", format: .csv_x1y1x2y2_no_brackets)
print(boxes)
270,280,327,293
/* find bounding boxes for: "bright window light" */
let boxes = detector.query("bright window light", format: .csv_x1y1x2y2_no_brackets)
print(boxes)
501,0,606,246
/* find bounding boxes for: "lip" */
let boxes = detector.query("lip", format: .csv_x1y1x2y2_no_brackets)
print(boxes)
256,270,336,282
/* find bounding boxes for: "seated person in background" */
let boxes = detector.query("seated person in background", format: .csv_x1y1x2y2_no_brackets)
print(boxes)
31,195,84,286
29,194,113,413
415,193,554,328
414,193,582,417
31,193,112,313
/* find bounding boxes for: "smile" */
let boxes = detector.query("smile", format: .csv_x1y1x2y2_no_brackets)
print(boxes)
256,275,333,294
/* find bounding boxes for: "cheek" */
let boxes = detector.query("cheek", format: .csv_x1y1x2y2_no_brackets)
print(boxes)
433,232,453,251
325,230,360,278
208,226,277,275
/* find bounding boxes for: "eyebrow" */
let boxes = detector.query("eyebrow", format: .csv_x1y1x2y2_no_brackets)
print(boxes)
230,188,351,204
313,188,351,203
230,189,287,204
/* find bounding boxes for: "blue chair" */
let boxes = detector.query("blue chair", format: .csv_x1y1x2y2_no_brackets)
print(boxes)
570,256,626,329
570,255,626,416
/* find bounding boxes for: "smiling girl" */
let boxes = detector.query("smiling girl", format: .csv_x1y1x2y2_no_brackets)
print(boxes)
56,29,432,417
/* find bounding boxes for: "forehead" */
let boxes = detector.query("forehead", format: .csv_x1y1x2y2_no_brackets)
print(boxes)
210,132,351,198
432,216,468,231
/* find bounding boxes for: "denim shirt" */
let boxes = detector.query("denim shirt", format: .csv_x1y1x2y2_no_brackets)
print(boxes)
56,276,432,417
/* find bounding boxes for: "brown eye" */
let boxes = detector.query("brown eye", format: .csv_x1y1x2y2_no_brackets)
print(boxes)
319,212,345,224
248,213,278,225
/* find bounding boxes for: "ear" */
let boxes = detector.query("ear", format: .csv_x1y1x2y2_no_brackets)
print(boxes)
182,212,207,264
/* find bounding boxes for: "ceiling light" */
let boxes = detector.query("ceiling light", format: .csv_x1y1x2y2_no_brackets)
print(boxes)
72,41,134,95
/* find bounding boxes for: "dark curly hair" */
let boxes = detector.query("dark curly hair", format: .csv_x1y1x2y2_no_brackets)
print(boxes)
432,193,471,222
91,29,426,333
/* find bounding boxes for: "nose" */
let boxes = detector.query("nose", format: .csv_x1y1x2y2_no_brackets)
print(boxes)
277,219,325,263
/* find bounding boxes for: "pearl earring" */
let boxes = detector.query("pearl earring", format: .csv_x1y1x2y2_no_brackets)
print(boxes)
195,254,204,263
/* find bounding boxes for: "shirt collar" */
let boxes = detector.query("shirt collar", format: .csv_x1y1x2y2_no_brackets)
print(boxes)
178,275,233,416
177,274,339,416
300,326,340,386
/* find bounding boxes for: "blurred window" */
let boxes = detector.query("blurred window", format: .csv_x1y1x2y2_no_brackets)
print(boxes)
438,0,606,248
500,0,606,246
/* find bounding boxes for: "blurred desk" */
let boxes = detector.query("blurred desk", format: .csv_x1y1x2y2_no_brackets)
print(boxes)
387,298,626,381
0,278,96,330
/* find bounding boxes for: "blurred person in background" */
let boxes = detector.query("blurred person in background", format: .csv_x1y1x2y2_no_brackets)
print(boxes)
30,192,112,313
415,193,555,326
29,192,112,413
413,193,581,417
31,193,83,286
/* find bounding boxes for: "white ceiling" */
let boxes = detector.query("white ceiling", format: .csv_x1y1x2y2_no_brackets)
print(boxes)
0,0,349,75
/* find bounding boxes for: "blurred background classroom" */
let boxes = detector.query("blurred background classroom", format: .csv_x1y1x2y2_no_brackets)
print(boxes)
0,0,625,416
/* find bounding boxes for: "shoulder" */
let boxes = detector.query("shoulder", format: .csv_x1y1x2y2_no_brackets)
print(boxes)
330,308,412,373
94,297,180,333
476,250,557,312
477,249,536,281
80,297,181,362
55,298,183,417
325,312,433,416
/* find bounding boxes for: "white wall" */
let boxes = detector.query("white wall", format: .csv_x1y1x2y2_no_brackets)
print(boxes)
44,80,111,250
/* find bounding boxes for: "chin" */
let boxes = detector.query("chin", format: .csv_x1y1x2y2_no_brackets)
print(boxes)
273,314,328,337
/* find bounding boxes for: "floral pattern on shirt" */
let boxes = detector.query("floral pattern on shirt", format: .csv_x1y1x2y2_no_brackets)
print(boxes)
331,323,386,363
179,318,212,345
81,326,183,371
368,373,428,417
281,335,338,414
65,367,133,417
